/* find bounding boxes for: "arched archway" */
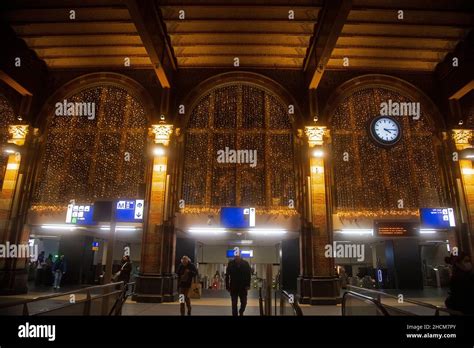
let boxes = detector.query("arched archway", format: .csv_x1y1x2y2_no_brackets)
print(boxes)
323,74,445,129
180,72,299,212
324,74,446,217
33,73,154,206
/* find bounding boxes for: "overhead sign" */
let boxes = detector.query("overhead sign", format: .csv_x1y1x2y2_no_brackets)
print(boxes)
420,208,455,229
220,207,256,229
66,203,95,225
115,199,144,222
374,221,418,237
226,249,253,258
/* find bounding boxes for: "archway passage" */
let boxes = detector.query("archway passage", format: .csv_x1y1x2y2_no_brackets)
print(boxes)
175,81,301,306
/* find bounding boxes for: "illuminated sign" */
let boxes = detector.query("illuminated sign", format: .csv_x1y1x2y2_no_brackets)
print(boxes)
226,249,253,258
220,207,256,229
420,208,455,229
115,199,144,222
66,203,95,225
374,221,418,237
92,241,99,251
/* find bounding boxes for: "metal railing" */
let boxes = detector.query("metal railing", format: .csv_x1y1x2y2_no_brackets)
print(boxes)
0,281,130,316
345,285,463,316
109,282,135,315
277,290,303,316
258,286,303,316
342,291,390,316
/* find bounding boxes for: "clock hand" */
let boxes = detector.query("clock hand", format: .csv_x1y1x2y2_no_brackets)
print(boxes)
383,128,397,133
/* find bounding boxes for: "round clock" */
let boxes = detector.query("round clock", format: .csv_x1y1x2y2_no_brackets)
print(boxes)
369,116,402,147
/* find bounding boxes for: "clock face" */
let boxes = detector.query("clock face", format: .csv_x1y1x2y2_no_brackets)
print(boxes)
369,116,402,146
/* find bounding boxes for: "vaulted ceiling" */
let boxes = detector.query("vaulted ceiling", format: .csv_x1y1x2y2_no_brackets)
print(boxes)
1,0,473,85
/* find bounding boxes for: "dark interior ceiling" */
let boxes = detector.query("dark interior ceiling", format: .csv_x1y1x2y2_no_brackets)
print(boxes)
0,0,472,72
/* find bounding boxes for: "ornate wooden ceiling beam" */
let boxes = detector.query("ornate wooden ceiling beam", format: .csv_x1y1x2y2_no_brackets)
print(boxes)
125,0,176,88
304,0,352,89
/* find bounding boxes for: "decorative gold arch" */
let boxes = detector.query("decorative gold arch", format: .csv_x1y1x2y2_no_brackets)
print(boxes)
32,73,154,207
37,72,157,132
179,73,298,212
180,71,303,130
322,74,445,130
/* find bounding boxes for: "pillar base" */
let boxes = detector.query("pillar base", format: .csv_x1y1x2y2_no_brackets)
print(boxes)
132,273,178,303
298,276,341,305
0,268,28,295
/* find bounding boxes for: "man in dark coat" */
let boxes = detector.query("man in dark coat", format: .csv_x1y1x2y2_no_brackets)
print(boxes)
225,253,252,316
117,255,132,284
176,255,198,316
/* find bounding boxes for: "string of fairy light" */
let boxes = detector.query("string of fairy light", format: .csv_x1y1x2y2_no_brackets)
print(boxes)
182,83,295,213
33,86,147,212
332,87,445,218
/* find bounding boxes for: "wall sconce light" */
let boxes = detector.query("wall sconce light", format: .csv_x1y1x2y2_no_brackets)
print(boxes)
311,145,324,158
152,144,166,157
460,147,474,160
2,144,23,155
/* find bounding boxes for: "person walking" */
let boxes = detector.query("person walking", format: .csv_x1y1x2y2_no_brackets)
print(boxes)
445,252,474,315
52,255,67,290
225,252,251,316
176,255,198,316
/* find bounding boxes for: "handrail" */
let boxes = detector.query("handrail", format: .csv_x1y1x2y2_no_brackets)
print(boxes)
258,287,264,316
342,291,390,316
346,285,462,316
0,281,125,316
280,290,303,316
0,281,124,309
109,282,136,316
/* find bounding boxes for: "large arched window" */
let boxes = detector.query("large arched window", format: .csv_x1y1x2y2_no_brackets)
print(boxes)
331,86,445,216
0,94,16,190
182,83,295,209
34,85,148,206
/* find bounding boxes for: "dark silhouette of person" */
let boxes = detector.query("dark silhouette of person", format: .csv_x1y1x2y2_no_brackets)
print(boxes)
225,253,251,316
52,255,67,290
445,252,474,315
176,255,198,316
117,255,132,284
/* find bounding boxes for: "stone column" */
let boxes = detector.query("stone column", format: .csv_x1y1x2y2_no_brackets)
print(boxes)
0,125,33,295
450,129,474,257
298,126,340,304
133,122,178,302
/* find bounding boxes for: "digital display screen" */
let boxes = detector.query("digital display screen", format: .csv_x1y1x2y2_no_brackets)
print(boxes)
420,208,455,229
374,221,418,237
220,207,255,229
115,199,144,222
66,204,95,225
226,249,253,258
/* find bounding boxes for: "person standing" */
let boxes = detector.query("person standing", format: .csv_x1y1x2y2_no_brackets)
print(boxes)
445,252,474,315
115,255,132,284
35,251,45,286
225,253,251,316
43,254,54,286
176,255,198,316
52,255,67,290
